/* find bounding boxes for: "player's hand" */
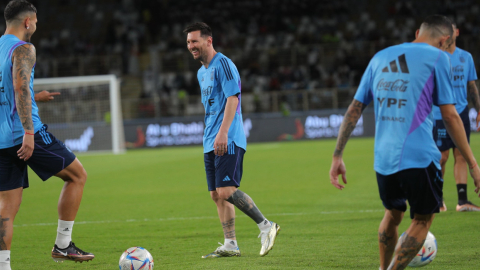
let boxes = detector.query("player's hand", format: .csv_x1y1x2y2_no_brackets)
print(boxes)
330,156,347,190
17,132,34,161
214,131,228,156
469,163,480,196
35,90,60,102
476,112,480,132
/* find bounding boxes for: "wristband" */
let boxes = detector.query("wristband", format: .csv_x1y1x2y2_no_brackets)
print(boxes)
24,132,34,136
469,162,478,170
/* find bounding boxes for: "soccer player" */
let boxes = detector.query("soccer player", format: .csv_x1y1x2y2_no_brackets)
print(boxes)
329,15,480,270
0,1,94,268
184,22,280,258
432,23,480,212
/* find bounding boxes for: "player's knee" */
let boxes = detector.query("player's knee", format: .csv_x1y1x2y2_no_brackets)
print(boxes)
77,167,87,184
210,191,220,202
62,167,87,185
0,197,22,214
440,152,449,166
217,189,234,201
384,209,403,226
412,214,433,226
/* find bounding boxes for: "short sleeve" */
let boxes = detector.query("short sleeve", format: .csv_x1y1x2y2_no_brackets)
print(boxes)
467,54,478,82
434,52,455,106
217,58,241,97
353,61,374,105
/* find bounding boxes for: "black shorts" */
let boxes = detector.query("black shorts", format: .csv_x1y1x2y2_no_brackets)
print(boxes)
376,162,443,219
433,107,470,151
0,125,76,191
204,143,245,191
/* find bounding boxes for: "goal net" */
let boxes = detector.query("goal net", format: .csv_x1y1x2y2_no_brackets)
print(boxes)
33,75,125,154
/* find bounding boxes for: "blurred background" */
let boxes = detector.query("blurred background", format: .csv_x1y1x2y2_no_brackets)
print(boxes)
3,0,480,151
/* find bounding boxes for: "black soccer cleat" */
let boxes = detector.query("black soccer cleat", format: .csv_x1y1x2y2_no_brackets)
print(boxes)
52,242,95,263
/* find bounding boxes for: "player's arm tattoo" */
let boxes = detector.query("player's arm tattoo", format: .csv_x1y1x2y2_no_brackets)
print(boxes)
467,81,480,112
0,216,10,250
12,44,36,131
392,233,424,269
333,99,366,157
221,218,235,239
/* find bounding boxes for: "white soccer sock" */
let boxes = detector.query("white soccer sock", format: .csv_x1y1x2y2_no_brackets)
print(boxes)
257,219,271,232
0,250,11,270
55,220,74,249
224,239,237,248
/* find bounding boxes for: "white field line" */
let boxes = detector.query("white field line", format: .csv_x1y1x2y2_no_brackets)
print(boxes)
14,209,384,228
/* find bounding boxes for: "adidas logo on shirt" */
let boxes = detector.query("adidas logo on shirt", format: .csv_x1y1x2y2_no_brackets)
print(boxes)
223,176,231,182
382,54,410,74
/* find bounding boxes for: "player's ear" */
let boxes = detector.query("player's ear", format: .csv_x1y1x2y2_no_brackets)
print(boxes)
207,36,213,47
24,17,30,29
415,29,419,39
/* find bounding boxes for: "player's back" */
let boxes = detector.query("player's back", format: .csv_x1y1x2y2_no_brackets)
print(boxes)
355,42,454,175
0,34,42,148
432,47,477,119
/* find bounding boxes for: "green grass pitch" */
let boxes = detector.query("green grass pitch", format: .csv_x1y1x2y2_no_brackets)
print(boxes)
12,134,480,269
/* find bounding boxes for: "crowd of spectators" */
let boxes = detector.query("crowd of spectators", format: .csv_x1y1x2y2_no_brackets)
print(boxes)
1,0,480,113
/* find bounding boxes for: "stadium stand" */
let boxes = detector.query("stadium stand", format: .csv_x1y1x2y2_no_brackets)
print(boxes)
1,0,479,117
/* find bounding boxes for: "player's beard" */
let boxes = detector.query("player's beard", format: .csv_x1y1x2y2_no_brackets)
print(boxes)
199,51,208,63
24,32,32,43
192,48,207,63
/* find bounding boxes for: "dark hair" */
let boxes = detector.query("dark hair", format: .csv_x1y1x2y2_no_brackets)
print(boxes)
4,0,37,24
420,15,453,38
183,22,212,37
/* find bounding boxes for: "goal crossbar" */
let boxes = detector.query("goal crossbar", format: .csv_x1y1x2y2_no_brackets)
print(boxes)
34,75,125,154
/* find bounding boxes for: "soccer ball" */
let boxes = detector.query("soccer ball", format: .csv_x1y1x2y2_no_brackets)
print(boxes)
119,247,154,270
401,231,437,267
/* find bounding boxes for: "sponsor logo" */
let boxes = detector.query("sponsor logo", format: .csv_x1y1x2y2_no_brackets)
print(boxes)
206,111,216,116
437,128,447,139
377,79,409,92
377,97,407,108
381,54,409,74
305,114,363,139
146,122,204,147
0,101,7,106
202,86,213,97
453,65,464,73
380,116,405,122
223,175,231,182
57,250,68,256
64,127,94,152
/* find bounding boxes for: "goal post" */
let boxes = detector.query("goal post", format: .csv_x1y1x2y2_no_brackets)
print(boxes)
33,75,125,154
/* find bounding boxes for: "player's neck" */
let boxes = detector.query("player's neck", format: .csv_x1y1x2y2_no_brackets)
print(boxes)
202,50,217,69
412,36,442,49
4,27,28,42
447,44,456,54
